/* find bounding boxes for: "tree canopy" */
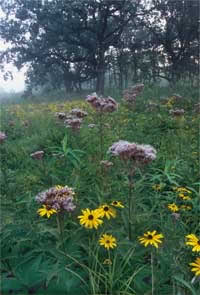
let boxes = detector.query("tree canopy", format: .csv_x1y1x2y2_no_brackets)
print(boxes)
0,0,199,94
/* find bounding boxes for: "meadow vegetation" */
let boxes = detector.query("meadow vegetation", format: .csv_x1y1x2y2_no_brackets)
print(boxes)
0,83,200,295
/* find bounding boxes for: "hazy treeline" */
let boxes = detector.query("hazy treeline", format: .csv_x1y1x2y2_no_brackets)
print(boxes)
0,0,199,95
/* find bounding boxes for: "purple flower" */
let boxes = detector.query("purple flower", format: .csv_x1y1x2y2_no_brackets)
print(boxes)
108,140,157,164
35,185,76,213
0,132,7,143
30,151,44,160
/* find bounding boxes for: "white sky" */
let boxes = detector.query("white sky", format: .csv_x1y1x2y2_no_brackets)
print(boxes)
0,40,26,93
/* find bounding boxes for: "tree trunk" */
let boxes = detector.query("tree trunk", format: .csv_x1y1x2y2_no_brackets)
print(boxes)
95,50,105,95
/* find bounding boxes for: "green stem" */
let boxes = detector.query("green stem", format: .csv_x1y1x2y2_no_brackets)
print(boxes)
151,251,154,295
56,213,66,254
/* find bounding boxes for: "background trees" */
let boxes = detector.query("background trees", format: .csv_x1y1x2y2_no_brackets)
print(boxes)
0,0,199,95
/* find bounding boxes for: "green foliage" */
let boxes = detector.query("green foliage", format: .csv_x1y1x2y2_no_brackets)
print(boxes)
0,85,200,294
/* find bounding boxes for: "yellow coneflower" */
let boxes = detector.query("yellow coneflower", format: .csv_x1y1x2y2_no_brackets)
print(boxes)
138,230,164,248
78,208,103,229
98,204,116,219
99,234,117,250
189,257,200,276
111,201,124,208
168,203,179,212
185,234,200,252
37,205,57,218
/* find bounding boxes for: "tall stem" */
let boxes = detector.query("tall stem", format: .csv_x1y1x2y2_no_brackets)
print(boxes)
56,213,66,254
151,251,154,295
99,111,104,161
128,165,135,241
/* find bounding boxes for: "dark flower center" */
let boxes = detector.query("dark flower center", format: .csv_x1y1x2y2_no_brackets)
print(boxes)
104,206,109,211
88,214,94,220
147,235,153,240
198,240,200,245
106,240,110,244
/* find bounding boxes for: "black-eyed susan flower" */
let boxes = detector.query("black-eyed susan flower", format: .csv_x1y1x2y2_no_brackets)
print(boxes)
152,184,162,191
37,205,57,218
78,208,103,229
103,258,112,265
185,234,200,252
99,234,117,250
111,201,124,208
178,193,192,201
138,230,164,248
180,205,192,210
168,203,179,212
189,257,200,276
98,204,116,219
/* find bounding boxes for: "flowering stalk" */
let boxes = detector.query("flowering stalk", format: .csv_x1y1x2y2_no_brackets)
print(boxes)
128,164,135,241
151,251,154,295
56,213,66,254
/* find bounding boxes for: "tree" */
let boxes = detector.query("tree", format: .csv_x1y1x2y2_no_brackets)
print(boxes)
0,0,146,94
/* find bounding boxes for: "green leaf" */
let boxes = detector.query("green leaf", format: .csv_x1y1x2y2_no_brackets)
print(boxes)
174,275,198,295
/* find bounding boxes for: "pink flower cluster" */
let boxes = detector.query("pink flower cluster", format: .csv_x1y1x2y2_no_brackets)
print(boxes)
70,108,88,118
169,109,185,116
0,132,7,143
64,108,88,130
108,140,157,164
35,185,76,212
172,93,183,101
30,150,44,160
123,84,144,103
55,112,67,120
86,93,118,113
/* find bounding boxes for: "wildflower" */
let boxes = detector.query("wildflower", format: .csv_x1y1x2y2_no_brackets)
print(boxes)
185,234,200,252
30,151,44,160
99,234,117,250
65,117,83,131
86,93,118,113
88,124,96,128
78,208,103,229
98,204,116,219
168,203,179,212
37,205,57,218
108,140,156,164
123,84,144,103
70,108,88,118
174,187,192,194
178,193,191,201
0,132,7,143
172,93,183,101
138,230,164,248
111,201,124,208
189,257,200,276
180,205,192,210
35,185,76,212
169,109,185,117
55,112,67,120
152,184,162,191
103,258,112,265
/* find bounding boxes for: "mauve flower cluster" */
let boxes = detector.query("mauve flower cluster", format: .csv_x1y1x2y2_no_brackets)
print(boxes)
70,108,88,118
35,185,76,212
55,112,67,120
172,93,183,101
123,84,144,103
30,150,44,160
0,132,7,143
108,140,157,164
169,109,185,116
86,92,118,113
65,108,88,130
